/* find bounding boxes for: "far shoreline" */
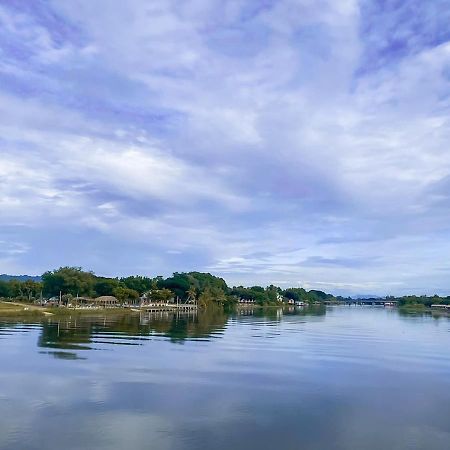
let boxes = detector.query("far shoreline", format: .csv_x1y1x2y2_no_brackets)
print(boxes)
1,300,448,320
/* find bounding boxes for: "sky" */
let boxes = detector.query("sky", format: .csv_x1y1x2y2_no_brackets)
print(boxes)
0,0,450,296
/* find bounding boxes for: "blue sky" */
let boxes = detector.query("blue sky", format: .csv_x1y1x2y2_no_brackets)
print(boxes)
1,0,450,296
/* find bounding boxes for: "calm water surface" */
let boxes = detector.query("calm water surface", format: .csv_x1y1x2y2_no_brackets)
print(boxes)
0,306,449,450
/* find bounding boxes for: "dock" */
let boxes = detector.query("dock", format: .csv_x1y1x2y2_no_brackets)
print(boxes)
138,304,198,313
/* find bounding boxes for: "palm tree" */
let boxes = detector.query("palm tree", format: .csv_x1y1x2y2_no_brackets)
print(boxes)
186,286,197,304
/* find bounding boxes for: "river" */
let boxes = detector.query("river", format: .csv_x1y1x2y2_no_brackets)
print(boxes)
0,306,449,450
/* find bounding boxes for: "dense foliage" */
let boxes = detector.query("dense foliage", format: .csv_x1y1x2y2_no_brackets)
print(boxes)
390,295,450,308
42,267,95,297
0,279,42,301
1,267,449,308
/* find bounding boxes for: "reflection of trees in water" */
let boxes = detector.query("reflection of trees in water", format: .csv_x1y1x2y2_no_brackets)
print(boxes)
32,305,327,358
36,308,230,354
284,305,326,317
38,350,87,360
38,319,96,351
235,305,326,320
397,308,449,320
140,307,229,342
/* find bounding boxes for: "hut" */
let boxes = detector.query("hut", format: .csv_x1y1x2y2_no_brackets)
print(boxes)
93,296,120,308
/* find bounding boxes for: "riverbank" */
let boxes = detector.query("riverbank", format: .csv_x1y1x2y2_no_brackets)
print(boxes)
0,302,302,318
0,301,143,318
0,301,53,317
2,301,446,320
397,303,450,317
398,303,427,313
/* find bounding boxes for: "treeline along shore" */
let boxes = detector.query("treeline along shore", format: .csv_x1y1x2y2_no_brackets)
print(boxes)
0,267,449,313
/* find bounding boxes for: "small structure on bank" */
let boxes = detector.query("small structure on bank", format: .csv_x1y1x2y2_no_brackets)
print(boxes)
295,300,307,307
238,298,255,304
93,296,120,307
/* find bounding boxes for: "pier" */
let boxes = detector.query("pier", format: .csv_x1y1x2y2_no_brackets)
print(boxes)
138,304,198,313
325,299,398,306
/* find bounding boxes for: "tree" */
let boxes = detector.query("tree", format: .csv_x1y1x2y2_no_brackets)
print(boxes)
308,290,331,302
23,280,43,301
146,288,173,303
158,272,229,301
7,280,27,299
198,288,214,308
94,277,121,297
42,267,95,297
186,286,197,303
284,288,307,302
158,273,191,299
113,286,139,303
119,276,152,295
266,285,281,303
0,280,10,298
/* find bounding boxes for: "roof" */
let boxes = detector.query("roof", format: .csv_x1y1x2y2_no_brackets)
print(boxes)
94,296,119,302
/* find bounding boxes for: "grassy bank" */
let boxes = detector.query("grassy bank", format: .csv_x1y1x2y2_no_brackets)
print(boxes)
0,301,141,318
0,301,51,317
398,303,427,312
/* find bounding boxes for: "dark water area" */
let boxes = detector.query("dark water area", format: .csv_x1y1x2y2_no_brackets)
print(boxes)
0,306,449,450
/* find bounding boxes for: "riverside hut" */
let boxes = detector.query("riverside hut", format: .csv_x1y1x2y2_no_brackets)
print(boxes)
93,296,120,307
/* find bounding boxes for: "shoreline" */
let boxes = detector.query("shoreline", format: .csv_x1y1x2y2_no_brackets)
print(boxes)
0,301,448,319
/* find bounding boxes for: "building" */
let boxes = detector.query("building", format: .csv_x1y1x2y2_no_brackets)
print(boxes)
238,298,255,304
295,301,307,307
93,296,120,307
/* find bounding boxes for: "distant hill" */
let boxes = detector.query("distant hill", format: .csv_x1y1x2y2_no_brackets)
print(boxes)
0,274,42,282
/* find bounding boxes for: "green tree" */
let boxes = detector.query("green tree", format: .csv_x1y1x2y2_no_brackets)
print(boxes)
42,267,95,297
8,280,25,299
147,288,173,303
119,276,152,295
94,277,121,297
158,272,229,302
0,280,10,298
158,273,191,299
113,286,139,303
198,287,214,308
23,280,43,301
186,286,197,303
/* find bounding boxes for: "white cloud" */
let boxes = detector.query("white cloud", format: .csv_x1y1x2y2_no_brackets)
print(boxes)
0,0,449,293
